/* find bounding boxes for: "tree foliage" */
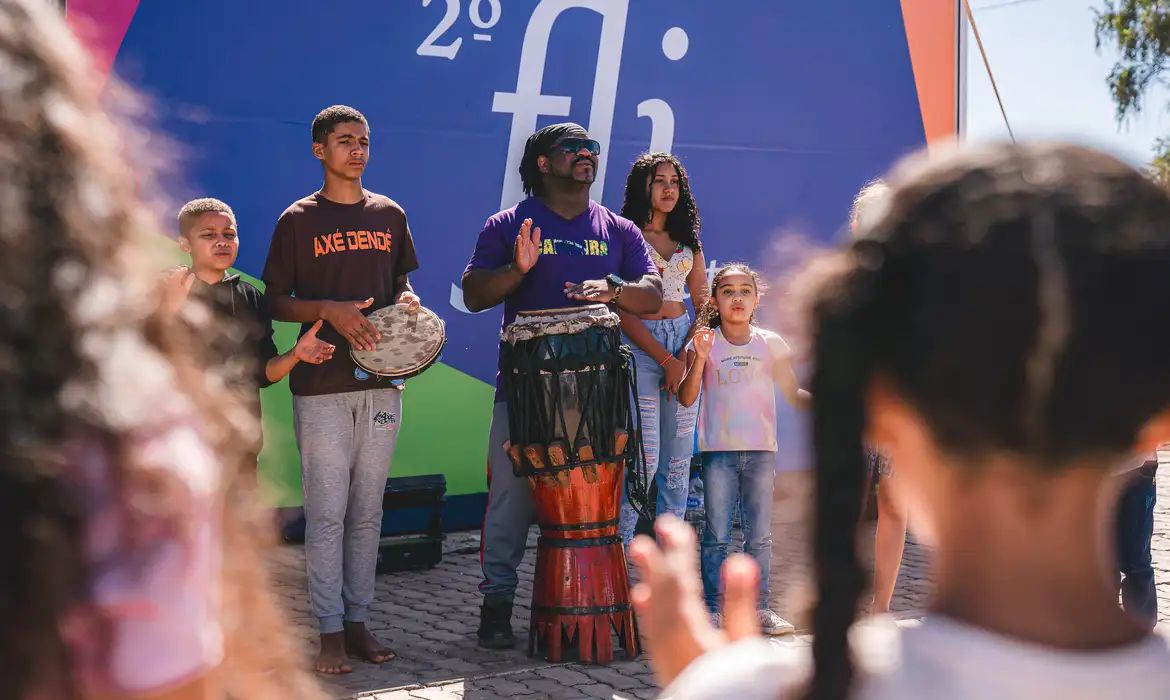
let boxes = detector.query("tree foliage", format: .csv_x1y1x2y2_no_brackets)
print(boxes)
1148,136,1170,184
1095,1,1170,178
1095,1,1170,119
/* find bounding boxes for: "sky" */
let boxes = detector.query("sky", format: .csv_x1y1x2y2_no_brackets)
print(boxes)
965,0,1169,164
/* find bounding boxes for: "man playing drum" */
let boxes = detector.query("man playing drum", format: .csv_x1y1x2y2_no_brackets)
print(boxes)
262,105,421,674
461,122,664,649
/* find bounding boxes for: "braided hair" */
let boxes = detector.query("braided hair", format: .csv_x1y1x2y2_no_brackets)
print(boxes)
519,122,589,198
696,263,766,330
620,152,702,252
800,142,1170,700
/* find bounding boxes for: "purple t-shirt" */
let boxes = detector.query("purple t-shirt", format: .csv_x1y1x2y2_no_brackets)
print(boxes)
464,197,658,397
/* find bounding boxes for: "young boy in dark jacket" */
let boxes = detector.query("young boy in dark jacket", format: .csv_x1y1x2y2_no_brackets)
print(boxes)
165,198,335,464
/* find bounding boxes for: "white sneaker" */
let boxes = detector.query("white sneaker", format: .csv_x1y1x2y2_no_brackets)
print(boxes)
709,612,723,628
757,609,795,636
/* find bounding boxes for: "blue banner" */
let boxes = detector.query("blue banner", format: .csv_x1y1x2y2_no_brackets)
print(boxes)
115,0,926,387
85,0,946,498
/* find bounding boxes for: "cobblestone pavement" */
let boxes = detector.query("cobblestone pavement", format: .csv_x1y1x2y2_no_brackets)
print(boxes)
268,470,1170,699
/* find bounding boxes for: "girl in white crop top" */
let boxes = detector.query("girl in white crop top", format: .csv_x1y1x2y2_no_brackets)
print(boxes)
615,153,710,543
647,239,695,303
627,142,1170,700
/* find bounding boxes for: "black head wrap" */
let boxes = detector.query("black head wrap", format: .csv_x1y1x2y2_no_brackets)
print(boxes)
519,122,589,197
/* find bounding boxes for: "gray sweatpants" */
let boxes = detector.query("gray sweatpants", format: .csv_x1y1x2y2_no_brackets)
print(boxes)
479,401,535,601
293,388,402,633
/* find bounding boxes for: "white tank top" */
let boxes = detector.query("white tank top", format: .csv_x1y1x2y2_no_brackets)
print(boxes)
646,241,694,302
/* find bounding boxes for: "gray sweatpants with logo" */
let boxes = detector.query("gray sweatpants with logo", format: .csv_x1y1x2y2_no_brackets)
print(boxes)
293,388,402,634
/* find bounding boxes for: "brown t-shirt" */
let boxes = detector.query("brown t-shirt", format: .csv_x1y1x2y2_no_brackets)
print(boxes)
262,190,420,397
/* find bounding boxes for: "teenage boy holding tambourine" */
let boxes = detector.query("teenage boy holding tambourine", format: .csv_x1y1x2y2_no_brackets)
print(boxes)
261,105,421,675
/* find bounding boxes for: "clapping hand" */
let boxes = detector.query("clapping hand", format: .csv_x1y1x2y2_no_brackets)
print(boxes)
563,279,615,303
514,218,541,273
629,516,762,689
293,320,336,364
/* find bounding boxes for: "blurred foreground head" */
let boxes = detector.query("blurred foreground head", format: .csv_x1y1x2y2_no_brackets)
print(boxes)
0,0,319,697
803,142,1170,700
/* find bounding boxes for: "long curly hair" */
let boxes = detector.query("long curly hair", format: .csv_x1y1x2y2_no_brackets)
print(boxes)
620,152,702,252
799,142,1170,700
0,1,321,698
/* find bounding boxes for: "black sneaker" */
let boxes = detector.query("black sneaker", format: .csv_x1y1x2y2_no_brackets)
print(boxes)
476,596,515,649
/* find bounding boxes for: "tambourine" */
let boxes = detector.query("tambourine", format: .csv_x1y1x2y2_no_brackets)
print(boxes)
350,303,446,380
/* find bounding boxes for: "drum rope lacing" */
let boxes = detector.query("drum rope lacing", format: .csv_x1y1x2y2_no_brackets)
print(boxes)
501,331,652,522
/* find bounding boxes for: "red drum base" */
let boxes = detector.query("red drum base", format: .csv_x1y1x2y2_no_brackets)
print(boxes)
527,461,639,664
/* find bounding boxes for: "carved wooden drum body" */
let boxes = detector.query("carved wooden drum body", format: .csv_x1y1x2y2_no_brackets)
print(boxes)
500,304,641,665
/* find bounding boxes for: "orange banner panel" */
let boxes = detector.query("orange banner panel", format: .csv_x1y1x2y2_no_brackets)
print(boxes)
901,0,959,142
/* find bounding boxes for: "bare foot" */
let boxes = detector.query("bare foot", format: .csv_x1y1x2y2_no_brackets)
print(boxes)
344,621,396,664
315,632,353,674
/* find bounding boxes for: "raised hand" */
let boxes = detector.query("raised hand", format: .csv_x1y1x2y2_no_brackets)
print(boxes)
693,328,715,359
629,516,762,689
514,218,542,273
323,297,380,352
396,290,421,313
162,266,195,315
629,517,723,688
293,320,336,364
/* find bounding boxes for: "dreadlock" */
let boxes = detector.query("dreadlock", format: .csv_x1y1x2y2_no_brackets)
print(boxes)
619,152,702,252
800,142,1170,700
697,263,766,330
518,122,588,198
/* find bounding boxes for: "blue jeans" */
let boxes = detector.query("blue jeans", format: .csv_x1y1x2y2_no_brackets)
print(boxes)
700,451,774,611
620,314,699,543
1116,465,1157,626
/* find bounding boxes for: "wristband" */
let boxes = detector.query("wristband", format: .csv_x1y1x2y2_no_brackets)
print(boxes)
659,355,673,366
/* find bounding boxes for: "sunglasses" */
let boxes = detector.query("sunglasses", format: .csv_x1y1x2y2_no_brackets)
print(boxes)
552,137,601,155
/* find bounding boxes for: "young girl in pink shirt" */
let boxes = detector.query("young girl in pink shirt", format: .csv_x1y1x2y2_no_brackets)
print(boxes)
678,264,811,636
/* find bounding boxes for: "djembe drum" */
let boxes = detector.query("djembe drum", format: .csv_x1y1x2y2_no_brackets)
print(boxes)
499,304,649,664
